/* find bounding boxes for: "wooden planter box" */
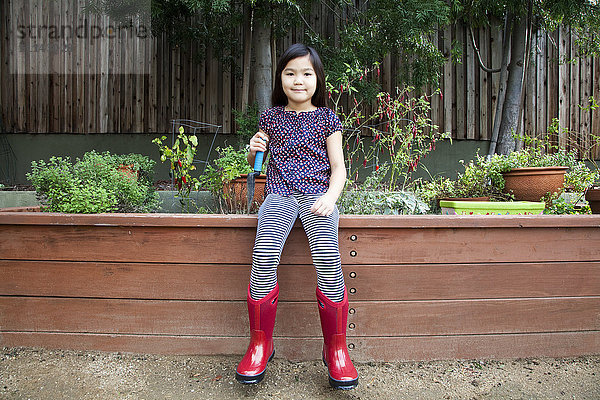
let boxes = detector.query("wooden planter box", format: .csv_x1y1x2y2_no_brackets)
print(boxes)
1,212,599,361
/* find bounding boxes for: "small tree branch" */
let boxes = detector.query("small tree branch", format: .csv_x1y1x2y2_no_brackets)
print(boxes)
469,25,501,73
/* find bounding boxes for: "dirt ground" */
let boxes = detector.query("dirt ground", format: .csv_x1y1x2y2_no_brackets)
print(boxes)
1,347,599,400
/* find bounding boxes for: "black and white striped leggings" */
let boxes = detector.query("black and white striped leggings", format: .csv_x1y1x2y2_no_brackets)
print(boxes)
249,192,346,302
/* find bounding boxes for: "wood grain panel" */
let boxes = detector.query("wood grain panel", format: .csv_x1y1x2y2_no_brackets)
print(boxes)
348,298,600,336
2,261,599,301
348,331,600,362
2,297,598,337
1,331,598,362
2,217,600,265
0,297,320,337
338,226,600,264
0,224,262,264
343,262,600,300
0,261,317,301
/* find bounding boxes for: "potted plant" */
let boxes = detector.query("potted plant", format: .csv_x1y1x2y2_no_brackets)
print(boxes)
415,157,513,213
486,138,570,202
199,145,264,213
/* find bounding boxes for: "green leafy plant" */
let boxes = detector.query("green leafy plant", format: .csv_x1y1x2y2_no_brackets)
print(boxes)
339,165,429,215
153,126,201,213
233,102,259,147
415,157,513,213
199,145,255,213
543,192,591,215
27,151,159,213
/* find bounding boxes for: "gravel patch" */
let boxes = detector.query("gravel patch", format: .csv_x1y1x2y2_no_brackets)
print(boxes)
1,347,598,399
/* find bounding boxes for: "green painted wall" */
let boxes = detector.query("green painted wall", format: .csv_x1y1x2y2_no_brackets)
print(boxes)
1,133,489,185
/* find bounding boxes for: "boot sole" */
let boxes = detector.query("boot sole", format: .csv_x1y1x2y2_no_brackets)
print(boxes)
322,357,358,390
235,350,275,384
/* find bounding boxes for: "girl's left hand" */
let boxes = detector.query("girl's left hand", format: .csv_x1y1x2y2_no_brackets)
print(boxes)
311,194,336,217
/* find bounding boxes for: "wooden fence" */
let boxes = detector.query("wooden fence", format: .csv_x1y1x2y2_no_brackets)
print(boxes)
1,0,599,148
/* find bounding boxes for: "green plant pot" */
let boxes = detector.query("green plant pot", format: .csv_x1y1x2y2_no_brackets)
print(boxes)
440,200,545,215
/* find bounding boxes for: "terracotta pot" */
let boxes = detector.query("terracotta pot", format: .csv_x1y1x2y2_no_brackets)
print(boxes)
502,166,569,201
222,174,267,212
585,186,600,214
118,164,138,180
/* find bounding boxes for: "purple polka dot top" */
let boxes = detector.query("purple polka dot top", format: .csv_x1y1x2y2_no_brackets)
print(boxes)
259,106,343,196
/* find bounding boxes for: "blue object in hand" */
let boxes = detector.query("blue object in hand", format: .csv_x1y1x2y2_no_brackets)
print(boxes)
253,151,264,173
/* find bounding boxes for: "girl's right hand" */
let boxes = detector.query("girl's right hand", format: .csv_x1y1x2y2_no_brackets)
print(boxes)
249,131,268,154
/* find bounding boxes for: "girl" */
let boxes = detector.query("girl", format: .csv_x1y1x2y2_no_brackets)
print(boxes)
235,44,358,390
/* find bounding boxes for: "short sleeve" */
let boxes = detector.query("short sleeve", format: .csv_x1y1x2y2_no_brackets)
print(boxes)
325,109,343,137
258,108,273,134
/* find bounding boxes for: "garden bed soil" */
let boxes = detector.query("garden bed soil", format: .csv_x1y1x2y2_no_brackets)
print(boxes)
1,347,599,399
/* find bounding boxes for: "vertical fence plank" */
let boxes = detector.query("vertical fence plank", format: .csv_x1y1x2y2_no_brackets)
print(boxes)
525,37,536,139
580,55,592,155
209,49,219,125
1,1,11,130
456,26,466,139
136,25,144,132
160,34,169,133
85,9,94,132
569,32,580,153
99,14,109,133
558,26,569,149
148,35,157,133
593,57,600,160
547,30,558,131
172,46,181,123
29,0,38,133
16,0,27,132
536,29,547,137
443,25,453,136
199,56,206,127
223,66,231,133
466,26,475,140
479,26,490,140
430,29,440,136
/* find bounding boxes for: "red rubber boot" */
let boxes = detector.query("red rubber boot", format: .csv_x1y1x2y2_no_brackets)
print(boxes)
316,287,358,390
235,284,279,384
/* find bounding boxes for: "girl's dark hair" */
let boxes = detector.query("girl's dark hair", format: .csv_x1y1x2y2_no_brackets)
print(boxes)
272,44,327,108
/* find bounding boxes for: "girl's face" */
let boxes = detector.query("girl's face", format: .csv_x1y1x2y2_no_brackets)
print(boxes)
281,55,317,109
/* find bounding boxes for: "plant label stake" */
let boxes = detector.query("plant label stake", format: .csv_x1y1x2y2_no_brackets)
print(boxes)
246,150,264,214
